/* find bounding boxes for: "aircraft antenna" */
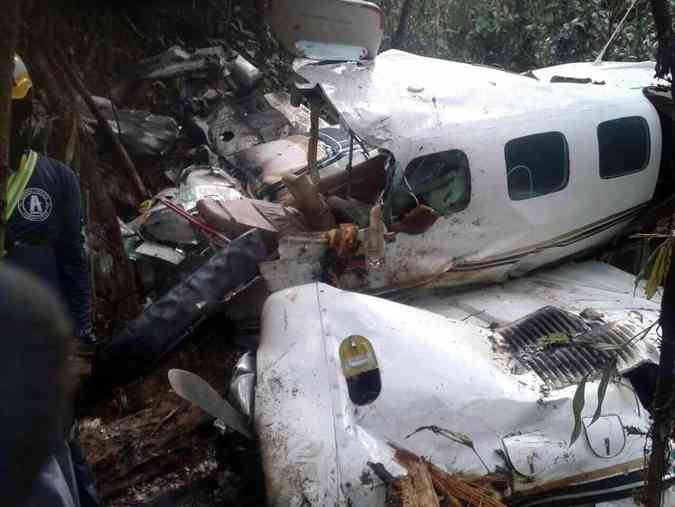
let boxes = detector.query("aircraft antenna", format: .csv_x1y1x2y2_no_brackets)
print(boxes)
594,0,640,65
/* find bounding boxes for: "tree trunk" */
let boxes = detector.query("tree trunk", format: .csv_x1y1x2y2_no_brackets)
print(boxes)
645,1,675,505
392,0,414,49
0,2,22,255
21,6,143,329
646,262,675,506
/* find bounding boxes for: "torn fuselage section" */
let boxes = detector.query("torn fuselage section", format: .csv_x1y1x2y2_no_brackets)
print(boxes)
254,279,667,506
258,50,662,295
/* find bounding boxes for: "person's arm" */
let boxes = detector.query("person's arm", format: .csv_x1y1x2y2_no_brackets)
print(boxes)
55,165,92,338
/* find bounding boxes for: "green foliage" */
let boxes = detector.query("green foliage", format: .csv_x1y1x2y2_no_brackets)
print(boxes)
635,238,674,299
570,374,588,446
378,0,661,71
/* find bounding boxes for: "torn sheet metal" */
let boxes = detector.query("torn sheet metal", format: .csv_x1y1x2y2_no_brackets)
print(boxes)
86,97,179,156
255,264,666,506
139,168,243,247
135,241,186,265
264,92,330,134
94,230,266,389
228,352,256,418
178,166,243,211
125,45,226,81
141,199,199,246
531,61,659,88
211,100,295,157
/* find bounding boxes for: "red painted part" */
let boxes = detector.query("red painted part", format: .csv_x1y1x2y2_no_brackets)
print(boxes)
158,197,231,245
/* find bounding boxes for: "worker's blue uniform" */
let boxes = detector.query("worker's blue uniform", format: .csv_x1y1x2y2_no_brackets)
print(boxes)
6,155,91,335
4,155,98,507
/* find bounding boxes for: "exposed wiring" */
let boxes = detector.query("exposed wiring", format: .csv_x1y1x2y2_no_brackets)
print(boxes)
403,174,420,208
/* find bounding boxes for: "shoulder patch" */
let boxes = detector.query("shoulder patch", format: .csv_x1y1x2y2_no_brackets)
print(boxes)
18,188,53,222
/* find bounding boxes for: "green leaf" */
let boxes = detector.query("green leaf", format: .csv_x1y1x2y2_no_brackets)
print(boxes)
569,375,589,447
441,429,475,449
590,357,617,426
538,332,569,348
406,425,474,448
405,425,489,473
634,243,663,296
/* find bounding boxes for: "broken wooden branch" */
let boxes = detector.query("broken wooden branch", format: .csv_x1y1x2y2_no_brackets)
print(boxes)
370,447,508,507
425,462,506,507
53,48,149,200
645,1,675,505
394,449,440,507
150,404,183,436
376,448,508,507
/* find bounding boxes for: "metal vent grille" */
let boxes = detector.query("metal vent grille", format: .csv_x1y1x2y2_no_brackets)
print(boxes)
498,306,641,389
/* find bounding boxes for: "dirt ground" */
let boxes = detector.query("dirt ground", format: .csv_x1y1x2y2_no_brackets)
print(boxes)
78,319,265,506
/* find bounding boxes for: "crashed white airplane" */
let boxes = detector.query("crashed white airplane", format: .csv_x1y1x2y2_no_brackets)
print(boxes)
251,3,674,506
165,2,675,505
255,49,668,295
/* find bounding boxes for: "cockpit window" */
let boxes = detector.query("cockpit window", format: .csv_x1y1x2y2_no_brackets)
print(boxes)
506,132,569,201
392,150,471,216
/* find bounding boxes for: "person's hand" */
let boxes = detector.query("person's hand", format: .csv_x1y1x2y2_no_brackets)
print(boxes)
77,327,97,347
71,329,97,384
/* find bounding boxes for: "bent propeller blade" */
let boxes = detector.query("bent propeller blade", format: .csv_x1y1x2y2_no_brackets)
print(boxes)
168,368,252,438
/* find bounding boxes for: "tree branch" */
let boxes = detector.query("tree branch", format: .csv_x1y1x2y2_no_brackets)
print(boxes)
52,48,149,200
392,0,414,49
646,3,675,505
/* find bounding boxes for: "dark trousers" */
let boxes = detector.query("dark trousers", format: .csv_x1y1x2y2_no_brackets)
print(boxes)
71,437,101,507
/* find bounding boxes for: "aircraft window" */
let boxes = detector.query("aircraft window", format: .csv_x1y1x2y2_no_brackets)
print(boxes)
598,116,650,179
505,132,569,201
393,150,471,216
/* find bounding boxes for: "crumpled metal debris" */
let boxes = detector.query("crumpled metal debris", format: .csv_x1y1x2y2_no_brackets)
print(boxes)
135,241,186,266
93,230,267,389
228,352,256,418
125,45,226,81
137,166,244,247
84,96,180,156
178,165,243,210
125,45,262,91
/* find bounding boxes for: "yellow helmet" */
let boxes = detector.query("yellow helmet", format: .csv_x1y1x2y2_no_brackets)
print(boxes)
12,55,32,100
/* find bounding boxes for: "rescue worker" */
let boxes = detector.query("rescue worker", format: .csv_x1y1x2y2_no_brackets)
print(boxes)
6,54,95,345
4,55,100,507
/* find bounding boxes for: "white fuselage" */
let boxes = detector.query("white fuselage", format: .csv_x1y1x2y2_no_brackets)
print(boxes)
262,51,662,294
